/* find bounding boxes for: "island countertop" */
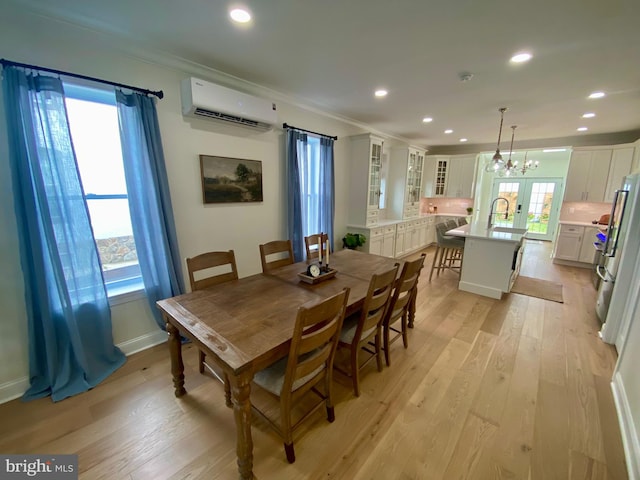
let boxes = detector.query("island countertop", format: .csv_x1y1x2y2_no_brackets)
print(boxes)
445,223,527,243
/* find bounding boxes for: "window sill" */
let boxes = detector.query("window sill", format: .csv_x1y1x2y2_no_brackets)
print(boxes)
107,278,146,306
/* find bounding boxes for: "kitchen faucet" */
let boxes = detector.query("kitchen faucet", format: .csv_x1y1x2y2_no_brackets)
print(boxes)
487,197,510,229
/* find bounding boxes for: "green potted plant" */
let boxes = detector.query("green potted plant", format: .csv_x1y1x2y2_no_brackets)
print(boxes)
342,232,367,250
466,207,473,215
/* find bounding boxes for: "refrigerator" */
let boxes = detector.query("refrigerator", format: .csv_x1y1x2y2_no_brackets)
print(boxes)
597,173,640,350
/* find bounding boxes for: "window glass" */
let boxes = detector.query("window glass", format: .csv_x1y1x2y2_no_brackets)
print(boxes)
64,84,142,295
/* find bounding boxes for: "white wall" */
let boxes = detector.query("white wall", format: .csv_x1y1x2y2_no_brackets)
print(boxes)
0,6,368,401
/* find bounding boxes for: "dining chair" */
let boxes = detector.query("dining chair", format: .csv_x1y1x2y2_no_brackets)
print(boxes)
336,264,399,397
251,288,350,464
383,253,426,367
186,250,238,405
304,232,329,261
259,239,295,273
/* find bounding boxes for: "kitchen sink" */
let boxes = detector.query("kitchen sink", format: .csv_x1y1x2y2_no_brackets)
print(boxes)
491,226,528,235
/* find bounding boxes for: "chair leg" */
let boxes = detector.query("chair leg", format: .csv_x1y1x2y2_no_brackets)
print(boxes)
429,245,440,281
284,443,295,464
383,324,391,367
375,331,383,372
401,314,409,349
326,405,335,423
198,350,205,374
351,346,360,397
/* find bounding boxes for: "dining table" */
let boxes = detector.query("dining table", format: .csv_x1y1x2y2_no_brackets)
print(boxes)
156,249,404,479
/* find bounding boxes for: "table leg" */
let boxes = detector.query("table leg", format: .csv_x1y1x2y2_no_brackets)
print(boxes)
166,321,186,397
230,371,254,480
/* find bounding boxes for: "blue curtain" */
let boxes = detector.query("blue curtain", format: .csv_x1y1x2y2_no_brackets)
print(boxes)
318,137,335,251
286,129,335,261
2,66,125,402
286,129,307,261
116,90,184,327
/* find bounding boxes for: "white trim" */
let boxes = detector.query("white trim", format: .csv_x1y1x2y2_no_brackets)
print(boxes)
0,330,167,404
116,329,167,356
0,376,29,405
612,372,640,480
458,280,503,299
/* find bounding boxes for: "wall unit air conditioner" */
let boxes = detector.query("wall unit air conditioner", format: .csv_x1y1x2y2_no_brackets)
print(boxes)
181,77,277,131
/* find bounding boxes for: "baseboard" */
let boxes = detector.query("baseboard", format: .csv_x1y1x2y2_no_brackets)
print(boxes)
458,280,503,299
116,329,167,356
612,372,640,480
0,330,167,405
0,376,30,405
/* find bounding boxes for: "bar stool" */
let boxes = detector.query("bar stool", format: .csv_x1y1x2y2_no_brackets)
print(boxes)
429,222,465,281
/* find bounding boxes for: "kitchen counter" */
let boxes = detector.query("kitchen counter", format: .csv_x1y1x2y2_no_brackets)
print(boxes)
446,223,527,243
446,222,527,299
558,220,605,227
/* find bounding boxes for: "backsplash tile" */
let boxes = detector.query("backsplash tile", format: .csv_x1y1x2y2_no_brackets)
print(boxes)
560,201,611,223
420,197,473,215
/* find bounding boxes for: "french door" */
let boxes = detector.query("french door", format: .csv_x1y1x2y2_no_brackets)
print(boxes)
491,178,563,241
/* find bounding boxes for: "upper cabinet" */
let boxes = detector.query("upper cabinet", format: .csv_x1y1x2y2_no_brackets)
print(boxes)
348,133,385,226
565,145,635,203
389,146,426,219
424,154,477,198
604,147,634,203
445,154,477,198
564,148,612,202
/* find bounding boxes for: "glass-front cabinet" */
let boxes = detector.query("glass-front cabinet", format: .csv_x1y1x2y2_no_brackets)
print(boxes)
389,145,426,219
348,133,385,227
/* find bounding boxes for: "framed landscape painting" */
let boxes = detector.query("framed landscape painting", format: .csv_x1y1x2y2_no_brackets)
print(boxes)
199,155,263,204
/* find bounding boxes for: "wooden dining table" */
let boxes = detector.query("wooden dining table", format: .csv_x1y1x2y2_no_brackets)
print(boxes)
156,249,404,479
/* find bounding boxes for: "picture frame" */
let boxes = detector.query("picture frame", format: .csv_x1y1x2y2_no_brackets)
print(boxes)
199,155,263,204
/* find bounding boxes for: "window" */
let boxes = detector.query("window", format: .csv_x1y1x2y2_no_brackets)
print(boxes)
299,135,322,236
64,83,143,298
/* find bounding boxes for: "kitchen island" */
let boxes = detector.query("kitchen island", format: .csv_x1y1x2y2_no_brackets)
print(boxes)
447,223,527,299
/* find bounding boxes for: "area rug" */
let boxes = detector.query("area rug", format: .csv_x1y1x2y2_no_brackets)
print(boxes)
510,275,564,303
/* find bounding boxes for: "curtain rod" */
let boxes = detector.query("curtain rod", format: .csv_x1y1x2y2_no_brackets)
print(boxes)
0,58,164,99
283,123,337,140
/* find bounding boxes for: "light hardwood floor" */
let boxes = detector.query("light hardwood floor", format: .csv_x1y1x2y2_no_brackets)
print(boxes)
0,241,628,479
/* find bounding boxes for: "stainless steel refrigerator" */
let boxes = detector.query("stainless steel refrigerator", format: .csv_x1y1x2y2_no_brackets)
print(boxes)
598,173,640,349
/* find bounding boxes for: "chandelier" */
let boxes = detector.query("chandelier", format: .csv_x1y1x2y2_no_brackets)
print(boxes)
484,107,507,173
499,125,518,177
518,151,539,175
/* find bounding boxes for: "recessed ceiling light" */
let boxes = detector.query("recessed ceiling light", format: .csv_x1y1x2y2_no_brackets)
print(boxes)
422,117,433,123
229,8,251,23
582,112,596,118
589,91,606,99
374,89,388,98
543,148,567,153
459,138,468,142
510,52,532,63
444,129,453,134
577,127,588,132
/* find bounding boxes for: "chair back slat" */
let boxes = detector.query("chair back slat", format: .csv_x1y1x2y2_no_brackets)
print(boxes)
358,265,399,336
187,250,238,291
304,232,329,260
260,240,295,273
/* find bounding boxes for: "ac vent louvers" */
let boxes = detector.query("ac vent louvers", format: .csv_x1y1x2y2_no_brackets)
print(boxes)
181,77,277,132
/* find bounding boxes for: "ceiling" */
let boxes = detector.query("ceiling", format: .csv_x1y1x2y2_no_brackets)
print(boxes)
7,0,640,151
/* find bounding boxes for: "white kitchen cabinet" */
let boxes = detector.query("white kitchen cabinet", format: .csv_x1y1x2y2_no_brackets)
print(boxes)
395,222,407,257
578,226,599,264
423,155,449,197
564,148,612,202
604,147,634,203
348,133,385,227
347,223,396,258
553,224,583,261
424,216,436,245
445,154,477,198
389,146,426,219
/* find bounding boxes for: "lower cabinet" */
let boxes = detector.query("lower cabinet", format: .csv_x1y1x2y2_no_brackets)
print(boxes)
552,224,598,264
347,216,438,258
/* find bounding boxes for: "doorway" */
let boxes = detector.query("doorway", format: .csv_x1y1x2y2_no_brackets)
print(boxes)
491,178,563,241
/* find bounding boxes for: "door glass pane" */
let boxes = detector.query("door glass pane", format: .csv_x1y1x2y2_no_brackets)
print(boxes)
494,182,520,228
525,182,555,235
